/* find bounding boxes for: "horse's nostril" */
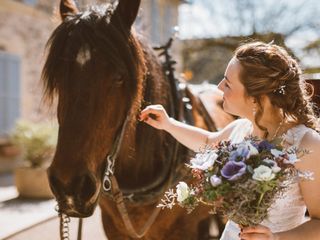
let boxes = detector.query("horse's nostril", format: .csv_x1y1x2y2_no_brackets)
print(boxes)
48,169,98,205
48,174,65,198
77,173,97,201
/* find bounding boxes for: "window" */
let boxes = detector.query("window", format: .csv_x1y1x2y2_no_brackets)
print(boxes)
23,0,38,6
0,52,21,135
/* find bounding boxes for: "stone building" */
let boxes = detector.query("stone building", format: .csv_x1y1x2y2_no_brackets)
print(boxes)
0,0,185,135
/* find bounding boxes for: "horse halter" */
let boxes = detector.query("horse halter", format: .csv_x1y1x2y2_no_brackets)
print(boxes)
99,83,164,239
102,113,130,192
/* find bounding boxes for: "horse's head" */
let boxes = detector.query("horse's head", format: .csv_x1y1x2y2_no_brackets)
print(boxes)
43,0,145,217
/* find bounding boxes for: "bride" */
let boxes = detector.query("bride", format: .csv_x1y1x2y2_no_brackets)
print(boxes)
140,41,320,240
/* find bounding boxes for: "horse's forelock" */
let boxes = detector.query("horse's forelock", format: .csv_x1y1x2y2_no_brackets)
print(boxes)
42,4,146,108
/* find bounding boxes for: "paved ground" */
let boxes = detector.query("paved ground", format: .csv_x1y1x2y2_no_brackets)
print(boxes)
4,209,107,240
0,173,106,240
0,173,220,240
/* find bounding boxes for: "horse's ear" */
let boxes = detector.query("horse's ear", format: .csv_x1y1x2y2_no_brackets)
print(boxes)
111,0,141,29
60,0,79,20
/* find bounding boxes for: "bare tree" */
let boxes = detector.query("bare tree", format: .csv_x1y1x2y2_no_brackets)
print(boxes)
182,0,320,39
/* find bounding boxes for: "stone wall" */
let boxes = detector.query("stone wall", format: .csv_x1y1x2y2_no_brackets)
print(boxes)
0,0,56,123
0,0,182,127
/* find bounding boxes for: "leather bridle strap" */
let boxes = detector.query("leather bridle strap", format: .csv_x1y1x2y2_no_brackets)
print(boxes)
102,113,163,239
103,114,131,192
110,174,161,238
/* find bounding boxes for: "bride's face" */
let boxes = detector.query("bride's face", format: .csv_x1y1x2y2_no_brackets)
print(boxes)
217,57,253,118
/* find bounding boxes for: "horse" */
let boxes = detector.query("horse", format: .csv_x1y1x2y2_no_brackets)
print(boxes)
42,0,223,239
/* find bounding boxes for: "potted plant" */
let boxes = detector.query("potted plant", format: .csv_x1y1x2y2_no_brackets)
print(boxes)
10,120,58,198
0,137,22,173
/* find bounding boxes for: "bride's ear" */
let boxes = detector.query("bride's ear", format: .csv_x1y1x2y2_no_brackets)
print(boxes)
248,96,257,105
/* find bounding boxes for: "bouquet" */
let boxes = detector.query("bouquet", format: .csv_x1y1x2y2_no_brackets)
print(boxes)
158,136,313,227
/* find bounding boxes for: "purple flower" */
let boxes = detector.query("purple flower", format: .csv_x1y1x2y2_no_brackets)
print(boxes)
258,140,274,152
221,161,247,181
229,145,249,161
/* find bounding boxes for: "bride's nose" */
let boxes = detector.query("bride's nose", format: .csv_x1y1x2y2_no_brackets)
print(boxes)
217,80,225,91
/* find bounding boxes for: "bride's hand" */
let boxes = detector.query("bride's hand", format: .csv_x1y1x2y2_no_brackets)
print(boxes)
139,104,172,130
240,225,279,240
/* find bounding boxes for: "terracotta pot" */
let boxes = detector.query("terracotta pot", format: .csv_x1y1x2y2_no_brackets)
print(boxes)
0,144,21,158
14,167,54,199
0,145,22,173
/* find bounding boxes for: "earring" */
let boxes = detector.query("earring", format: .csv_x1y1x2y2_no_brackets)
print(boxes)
252,107,256,116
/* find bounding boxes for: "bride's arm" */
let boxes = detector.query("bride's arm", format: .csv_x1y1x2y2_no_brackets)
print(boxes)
140,104,240,151
240,130,320,240
164,117,239,151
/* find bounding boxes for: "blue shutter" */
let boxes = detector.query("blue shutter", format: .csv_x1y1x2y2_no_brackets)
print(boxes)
23,0,38,6
0,52,21,135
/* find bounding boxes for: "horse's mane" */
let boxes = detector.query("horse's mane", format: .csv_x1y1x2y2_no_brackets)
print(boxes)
42,4,146,108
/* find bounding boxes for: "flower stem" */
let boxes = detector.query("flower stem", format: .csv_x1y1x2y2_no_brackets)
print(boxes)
199,198,215,206
258,192,265,207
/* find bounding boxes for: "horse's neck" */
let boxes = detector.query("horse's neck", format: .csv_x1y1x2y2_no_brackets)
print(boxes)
116,43,174,188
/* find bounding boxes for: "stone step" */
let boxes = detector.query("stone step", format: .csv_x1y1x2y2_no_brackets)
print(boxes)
0,186,18,202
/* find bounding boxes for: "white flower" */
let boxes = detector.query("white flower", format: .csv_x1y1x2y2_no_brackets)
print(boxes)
210,175,222,187
285,153,298,164
245,141,259,157
271,165,281,173
252,165,275,181
263,159,281,173
176,182,190,202
271,149,283,158
190,151,217,170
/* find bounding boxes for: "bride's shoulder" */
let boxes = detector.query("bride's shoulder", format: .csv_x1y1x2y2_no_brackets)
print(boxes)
294,125,320,168
283,124,318,147
226,118,252,129
216,118,252,141
299,126,320,150
295,127,320,220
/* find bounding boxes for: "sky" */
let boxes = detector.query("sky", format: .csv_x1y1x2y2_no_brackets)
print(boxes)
178,0,320,67
178,0,319,39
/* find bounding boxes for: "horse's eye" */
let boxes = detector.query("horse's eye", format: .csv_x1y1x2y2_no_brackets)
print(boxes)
114,73,124,86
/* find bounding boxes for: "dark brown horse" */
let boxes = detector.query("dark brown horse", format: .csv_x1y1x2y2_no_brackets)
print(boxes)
43,0,219,239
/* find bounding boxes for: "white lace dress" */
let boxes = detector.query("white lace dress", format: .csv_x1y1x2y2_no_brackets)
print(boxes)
220,119,312,240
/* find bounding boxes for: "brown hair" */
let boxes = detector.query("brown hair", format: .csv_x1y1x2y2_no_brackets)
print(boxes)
234,41,318,136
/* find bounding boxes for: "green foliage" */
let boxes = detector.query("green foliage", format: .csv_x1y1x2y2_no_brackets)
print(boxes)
10,120,58,168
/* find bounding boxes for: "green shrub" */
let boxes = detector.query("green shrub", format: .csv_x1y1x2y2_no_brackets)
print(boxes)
11,120,58,168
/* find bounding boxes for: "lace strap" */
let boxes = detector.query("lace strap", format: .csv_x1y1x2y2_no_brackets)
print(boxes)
282,124,310,148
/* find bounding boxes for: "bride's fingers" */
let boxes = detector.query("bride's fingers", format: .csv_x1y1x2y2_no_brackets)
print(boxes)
141,105,163,114
140,108,163,120
239,232,268,240
143,116,160,128
242,225,270,234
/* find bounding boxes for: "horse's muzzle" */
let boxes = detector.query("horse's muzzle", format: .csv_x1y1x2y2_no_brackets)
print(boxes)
58,198,97,218
48,168,101,218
